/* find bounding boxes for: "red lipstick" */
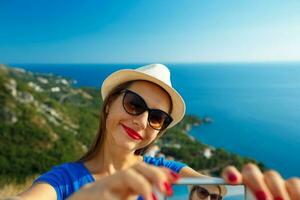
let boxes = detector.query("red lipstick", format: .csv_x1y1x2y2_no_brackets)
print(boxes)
121,124,143,140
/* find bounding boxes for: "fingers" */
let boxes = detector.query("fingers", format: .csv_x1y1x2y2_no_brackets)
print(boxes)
225,163,300,200
100,191,119,200
264,170,290,200
105,162,180,200
118,168,153,200
222,165,243,184
159,167,180,182
72,166,156,200
286,178,300,200
241,163,273,200
133,163,178,196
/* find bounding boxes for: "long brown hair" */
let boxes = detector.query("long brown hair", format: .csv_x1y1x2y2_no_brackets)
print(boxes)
78,81,172,162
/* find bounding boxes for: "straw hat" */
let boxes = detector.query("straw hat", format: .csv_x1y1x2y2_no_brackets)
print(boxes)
101,63,186,128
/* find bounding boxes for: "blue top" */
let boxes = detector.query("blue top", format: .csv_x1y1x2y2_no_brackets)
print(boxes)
33,156,186,200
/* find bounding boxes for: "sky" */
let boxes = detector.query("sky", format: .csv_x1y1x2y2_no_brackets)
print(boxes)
0,0,300,63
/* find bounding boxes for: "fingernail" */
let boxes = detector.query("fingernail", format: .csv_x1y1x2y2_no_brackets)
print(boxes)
227,172,237,182
170,171,180,181
255,190,267,200
152,193,158,200
274,197,284,200
164,182,173,196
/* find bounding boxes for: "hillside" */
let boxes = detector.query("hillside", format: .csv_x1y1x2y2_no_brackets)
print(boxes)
0,64,265,187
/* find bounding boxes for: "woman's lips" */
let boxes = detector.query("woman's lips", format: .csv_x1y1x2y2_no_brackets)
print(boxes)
121,124,143,140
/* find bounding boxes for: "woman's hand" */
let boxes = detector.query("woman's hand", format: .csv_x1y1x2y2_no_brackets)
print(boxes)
68,162,180,200
222,163,300,200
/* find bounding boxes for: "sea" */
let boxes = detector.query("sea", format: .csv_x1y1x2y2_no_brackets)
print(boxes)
11,62,300,178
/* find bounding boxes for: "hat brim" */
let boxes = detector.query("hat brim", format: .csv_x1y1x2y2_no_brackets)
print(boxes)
101,69,186,128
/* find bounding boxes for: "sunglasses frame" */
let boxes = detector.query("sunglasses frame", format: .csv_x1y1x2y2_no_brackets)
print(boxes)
121,89,173,131
196,186,223,200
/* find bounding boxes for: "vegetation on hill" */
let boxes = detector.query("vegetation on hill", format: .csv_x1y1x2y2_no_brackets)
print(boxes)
0,64,265,187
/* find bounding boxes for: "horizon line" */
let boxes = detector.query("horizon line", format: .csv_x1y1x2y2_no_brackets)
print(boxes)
4,60,300,66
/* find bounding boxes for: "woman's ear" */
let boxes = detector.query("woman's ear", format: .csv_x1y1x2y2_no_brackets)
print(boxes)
105,105,110,114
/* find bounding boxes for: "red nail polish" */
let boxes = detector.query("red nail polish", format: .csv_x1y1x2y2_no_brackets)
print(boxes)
255,190,267,200
274,197,283,200
228,172,237,182
170,171,180,181
152,193,158,200
164,182,173,196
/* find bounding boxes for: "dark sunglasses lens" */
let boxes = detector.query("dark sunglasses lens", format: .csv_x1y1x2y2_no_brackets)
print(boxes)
123,92,146,115
211,194,222,200
148,110,168,129
197,187,209,198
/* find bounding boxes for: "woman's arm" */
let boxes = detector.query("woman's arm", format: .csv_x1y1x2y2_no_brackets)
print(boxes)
14,182,57,200
179,166,209,177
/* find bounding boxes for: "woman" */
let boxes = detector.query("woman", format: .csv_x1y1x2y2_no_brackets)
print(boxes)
189,185,227,200
15,64,299,200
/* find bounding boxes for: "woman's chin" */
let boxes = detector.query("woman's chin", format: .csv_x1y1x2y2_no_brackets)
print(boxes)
114,138,139,152
111,129,146,152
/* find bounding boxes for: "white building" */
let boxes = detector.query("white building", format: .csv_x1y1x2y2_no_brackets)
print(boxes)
37,77,49,84
28,82,43,92
51,87,60,92
203,148,213,159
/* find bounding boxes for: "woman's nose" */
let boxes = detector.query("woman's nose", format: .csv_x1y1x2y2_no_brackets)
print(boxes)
132,111,149,129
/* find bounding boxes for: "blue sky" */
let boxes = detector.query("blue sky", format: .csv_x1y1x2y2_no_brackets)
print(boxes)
1,0,300,63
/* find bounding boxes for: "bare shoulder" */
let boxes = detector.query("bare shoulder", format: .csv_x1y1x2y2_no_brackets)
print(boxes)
16,182,57,200
179,166,209,178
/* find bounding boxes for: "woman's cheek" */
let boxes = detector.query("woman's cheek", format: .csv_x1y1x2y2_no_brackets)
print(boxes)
144,132,159,144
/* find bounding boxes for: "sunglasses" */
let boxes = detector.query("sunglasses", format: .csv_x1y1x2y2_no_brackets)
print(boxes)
121,89,173,130
195,186,223,200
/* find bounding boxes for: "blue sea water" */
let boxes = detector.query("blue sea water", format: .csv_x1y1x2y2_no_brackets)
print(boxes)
12,63,300,178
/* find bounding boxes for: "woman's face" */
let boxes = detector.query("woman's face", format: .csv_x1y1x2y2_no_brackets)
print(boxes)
105,81,172,152
190,185,222,200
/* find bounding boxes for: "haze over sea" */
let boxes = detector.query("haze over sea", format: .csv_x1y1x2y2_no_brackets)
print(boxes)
12,62,300,178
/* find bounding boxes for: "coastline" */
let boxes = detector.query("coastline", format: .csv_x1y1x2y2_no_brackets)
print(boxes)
4,63,300,178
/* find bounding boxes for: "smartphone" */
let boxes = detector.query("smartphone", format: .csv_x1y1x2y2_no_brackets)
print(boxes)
155,177,246,200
